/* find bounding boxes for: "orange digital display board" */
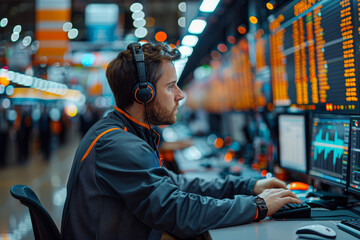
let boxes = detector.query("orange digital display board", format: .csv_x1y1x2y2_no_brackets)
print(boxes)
269,0,360,113
186,39,256,113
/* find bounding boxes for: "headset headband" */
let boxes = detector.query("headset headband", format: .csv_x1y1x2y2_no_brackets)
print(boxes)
128,43,147,89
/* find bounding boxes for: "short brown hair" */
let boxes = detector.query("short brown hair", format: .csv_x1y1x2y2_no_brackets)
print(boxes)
106,42,181,109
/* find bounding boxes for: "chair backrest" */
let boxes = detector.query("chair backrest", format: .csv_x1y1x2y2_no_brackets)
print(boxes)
10,184,61,240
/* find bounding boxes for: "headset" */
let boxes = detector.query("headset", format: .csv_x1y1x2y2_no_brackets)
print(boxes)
128,43,156,104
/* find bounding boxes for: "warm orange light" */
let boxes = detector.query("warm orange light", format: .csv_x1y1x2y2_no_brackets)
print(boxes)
224,136,233,146
155,31,167,42
217,43,227,53
249,16,258,24
237,26,247,34
224,153,232,162
266,2,274,10
146,17,155,27
176,39,180,46
66,104,78,117
0,76,10,87
169,43,176,49
214,137,224,149
261,170,268,177
227,36,236,44
267,103,274,112
251,163,259,170
139,40,149,44
210,50,221,59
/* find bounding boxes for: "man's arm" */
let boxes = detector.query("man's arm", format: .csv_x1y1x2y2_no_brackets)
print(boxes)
95,133,300,238
95,134,258,238
166,170,258,198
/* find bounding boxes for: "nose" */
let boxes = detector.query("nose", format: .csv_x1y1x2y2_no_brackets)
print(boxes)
176,86,185,101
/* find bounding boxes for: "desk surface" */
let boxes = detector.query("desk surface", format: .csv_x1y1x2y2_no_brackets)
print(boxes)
207,219,358,240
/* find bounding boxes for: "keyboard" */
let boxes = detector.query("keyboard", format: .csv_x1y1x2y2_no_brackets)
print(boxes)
337,219,360,238
272,202,311,219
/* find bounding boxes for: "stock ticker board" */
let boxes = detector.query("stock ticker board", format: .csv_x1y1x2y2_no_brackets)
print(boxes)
269,0,360,113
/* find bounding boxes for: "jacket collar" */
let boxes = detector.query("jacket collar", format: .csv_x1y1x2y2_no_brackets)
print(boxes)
115,106,150,130
113,106,160,150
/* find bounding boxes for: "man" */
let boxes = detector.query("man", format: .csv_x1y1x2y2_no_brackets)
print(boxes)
61,42,301,239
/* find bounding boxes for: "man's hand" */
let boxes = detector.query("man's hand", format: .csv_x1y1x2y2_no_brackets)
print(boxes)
253,177,287,195
258,189,302,216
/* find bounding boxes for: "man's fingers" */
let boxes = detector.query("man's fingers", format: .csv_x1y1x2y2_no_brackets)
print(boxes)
278,190,300,200
272,178,287,189
280,196,302,205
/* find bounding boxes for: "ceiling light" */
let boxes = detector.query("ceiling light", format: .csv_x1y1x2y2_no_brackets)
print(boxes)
188,19,207,34
0,18,8,27
22,36,32,47
11,32,19,42
178,2,186,12
63,22,72,32
68,28,79,39
178,46,193,57
134,27,148,38
13,25,21,33
181,35,198,47
199,0,220,13
132,11,145,20
178,17,186,28
130,3,143,12
133,19,146,28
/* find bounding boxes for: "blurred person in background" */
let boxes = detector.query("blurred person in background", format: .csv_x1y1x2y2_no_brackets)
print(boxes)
61,42,301,240
39,107,51,161
14,106,33,165
0,109,9,168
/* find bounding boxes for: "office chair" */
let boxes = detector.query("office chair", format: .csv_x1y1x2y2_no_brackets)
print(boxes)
10,184,61,240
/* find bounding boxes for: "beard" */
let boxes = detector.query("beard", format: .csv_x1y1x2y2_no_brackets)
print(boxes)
147,98,178,125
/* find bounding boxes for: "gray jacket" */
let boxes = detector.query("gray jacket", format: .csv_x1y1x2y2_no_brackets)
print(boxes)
61,107,258,239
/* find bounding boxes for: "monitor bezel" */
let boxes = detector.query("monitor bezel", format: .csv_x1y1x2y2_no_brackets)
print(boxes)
277,112,309,174
348,116,360,196
308,113,351,188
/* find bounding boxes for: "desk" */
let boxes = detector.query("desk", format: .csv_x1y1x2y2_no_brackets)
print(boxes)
206,219,358,240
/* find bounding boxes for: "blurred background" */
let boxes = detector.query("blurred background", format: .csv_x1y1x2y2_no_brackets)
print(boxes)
2,0,360,239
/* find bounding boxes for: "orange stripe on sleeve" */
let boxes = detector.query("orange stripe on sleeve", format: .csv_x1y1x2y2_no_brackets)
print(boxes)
81,128,121,163
253,207,259,221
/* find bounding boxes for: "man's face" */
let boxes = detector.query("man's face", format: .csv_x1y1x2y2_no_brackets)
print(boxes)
147,61,184,125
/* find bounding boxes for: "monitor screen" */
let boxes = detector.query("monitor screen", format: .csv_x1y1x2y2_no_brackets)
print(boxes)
268,0,360,113
278,114,307,173
309,114,350,186
349,117,360,195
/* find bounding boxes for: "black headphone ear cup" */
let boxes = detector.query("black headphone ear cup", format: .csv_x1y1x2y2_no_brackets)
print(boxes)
132,82,156,104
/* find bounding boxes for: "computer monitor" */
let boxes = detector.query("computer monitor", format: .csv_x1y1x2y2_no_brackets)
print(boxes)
348,117,360,195
278,113,307,173
309,114,350,187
